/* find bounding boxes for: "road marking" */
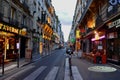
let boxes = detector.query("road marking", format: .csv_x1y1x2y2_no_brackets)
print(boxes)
0,64,17,73
24,66,47,80
64,58,70,80
33,58,41,62
72,66,83,80
4,66,34,80
44,66,59,80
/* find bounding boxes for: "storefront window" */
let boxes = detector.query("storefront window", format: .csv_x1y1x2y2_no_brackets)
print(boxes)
0,31,19,59
0,38,4,55
107,31,120,61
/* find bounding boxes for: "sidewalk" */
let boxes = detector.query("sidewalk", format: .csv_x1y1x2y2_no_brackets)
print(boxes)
71,56,120,80
0,53,41,76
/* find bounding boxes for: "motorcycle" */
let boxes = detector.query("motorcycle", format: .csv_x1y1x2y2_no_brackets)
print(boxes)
66,48,73,55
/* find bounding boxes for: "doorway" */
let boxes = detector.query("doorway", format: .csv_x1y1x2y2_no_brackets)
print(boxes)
20,37,26,58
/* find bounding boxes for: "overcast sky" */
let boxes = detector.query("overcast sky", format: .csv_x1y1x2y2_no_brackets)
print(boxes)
52,0,77,42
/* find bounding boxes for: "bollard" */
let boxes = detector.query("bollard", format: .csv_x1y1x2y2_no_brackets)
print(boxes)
69,54,72,77
17,53,19,68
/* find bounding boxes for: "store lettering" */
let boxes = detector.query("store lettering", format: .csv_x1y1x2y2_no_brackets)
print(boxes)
109,0,120,6
108,19,120,28
0,23,19,34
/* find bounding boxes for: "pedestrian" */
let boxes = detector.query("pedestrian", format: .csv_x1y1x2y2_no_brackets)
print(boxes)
96,50,101,64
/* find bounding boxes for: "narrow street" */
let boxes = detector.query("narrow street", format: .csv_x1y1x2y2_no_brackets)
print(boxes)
0,49,120,80
0,0,120,80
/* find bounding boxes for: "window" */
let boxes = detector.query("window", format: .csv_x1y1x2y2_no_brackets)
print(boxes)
3,1,9,18
21,15,26,25
10,7,16,20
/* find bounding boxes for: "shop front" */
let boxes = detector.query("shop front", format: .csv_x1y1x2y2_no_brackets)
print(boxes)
0,22,27,61
91,33,106,52
92,34,107,63
0,31,19,60
106,18,120,64
41,23,53,55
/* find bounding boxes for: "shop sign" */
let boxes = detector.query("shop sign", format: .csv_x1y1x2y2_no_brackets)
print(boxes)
91,35,105,41
0,23,19,34
109,0,120,6
108,19,120,28
107,32,117,39
76,29,81,39
0,23,27,36
70,38,75,43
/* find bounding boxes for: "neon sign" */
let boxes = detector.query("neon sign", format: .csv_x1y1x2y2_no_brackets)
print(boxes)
91,35,105,41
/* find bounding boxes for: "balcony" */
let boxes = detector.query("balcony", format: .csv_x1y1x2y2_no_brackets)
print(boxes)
12,0,30,14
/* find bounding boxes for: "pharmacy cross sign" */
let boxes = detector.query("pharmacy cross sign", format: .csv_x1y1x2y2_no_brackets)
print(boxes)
109,0,120,6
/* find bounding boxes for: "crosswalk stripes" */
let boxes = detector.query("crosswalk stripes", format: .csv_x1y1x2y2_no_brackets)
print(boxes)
3,61,83,80
64,58,70,80
72,66,83,80
23,66,47,80
4,65,35,80
23,66,59,80
64,58,83,80
44,66,59,80
0,64,17,73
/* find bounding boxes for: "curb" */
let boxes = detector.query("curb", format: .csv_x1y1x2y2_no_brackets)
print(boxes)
108,63,120,69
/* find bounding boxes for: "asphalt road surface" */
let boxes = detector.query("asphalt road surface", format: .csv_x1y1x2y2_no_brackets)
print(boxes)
1,49,66,80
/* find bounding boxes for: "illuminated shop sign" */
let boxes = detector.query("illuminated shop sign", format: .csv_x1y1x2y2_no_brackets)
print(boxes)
109,0,120,6
107,19,120,28
76,29,80,39
91,35,105,41
0,23,19,34
0,23,27,35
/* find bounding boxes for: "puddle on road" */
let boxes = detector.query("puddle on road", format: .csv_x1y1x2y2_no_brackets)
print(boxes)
88,66,117,72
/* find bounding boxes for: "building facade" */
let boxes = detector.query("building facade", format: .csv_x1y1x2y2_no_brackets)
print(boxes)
0,0,64,63
0,0,33,61
72,0,120,64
